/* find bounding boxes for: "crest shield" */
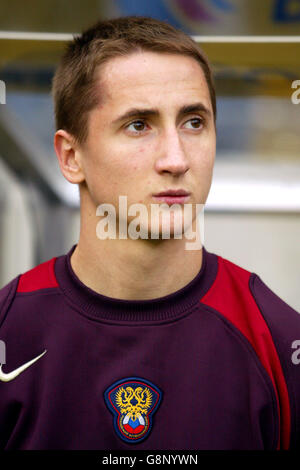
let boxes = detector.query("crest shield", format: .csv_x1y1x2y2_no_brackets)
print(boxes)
104,377,162,444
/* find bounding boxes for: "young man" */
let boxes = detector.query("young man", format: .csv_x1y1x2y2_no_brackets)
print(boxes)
0,16,299,450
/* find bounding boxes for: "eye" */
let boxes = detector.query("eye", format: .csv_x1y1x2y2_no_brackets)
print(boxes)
183,117,204,130
126,120,148,133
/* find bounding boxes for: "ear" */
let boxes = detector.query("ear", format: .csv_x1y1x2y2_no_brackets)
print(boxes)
53,129,85,184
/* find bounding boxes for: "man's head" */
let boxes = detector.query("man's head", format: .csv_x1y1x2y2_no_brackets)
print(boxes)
52,16,216,148
53,16,217,240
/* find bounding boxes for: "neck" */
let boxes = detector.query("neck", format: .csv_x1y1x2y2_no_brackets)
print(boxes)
71,196,203,301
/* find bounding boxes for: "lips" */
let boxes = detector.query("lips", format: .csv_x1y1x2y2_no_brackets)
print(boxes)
153,189,190,197
152,189,191,205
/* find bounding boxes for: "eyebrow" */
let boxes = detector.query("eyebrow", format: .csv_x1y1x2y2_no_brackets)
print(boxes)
111,102,212,126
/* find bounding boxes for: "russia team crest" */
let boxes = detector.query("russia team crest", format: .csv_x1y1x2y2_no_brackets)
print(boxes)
104,377,162,444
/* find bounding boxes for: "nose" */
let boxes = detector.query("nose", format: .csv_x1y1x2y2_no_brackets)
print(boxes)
155,128,189,176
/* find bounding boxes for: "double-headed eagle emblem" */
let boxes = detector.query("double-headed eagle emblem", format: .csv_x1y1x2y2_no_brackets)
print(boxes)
104,377,162,444
115,385,152,419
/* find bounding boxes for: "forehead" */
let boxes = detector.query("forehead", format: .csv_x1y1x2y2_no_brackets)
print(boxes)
97,51,212,111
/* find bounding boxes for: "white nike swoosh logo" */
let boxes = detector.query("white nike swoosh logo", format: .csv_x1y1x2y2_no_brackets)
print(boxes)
0,350,47,382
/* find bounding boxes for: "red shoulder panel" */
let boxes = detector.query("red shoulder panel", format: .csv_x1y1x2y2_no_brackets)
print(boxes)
17,257,59,293
201,255,290,450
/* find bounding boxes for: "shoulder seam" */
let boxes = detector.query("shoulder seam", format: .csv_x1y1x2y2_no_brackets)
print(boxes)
17,257,59,293
250,273,295,450
15,288,62,298
200,301,279,449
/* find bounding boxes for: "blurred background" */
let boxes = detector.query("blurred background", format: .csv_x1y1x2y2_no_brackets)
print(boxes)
0,0,299,310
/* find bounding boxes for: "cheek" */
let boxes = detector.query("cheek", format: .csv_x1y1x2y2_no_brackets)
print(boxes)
116,147,151,177
107,142,148,169
192,139,215,172
86,145,149,197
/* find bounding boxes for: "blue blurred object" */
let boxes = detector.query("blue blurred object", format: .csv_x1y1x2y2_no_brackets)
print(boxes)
115,0,191,32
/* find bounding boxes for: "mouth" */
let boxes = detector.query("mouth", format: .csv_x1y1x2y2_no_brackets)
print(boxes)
152,189,191,205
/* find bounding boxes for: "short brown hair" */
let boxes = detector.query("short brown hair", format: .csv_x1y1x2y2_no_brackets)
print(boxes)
52,16,216,146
